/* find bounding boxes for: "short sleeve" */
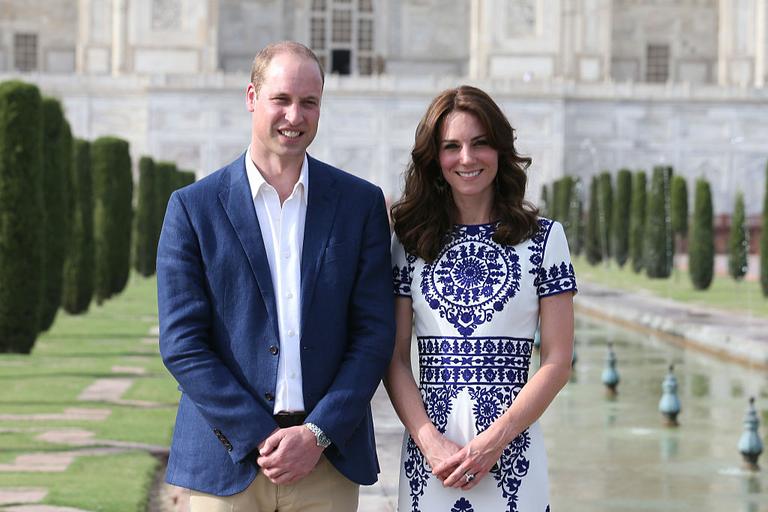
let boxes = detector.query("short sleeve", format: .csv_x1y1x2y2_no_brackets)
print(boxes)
391,233,416,297
534,220,577,298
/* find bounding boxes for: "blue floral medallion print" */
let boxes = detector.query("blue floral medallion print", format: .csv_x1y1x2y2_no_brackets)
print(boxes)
421,224,521,336
451,497,475,512
528,218,577,298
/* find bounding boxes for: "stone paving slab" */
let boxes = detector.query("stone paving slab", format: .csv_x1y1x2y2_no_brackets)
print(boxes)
575,281,768,369
0,453,74,473
77,379,133,402
0,409,110,422
0,489,47,506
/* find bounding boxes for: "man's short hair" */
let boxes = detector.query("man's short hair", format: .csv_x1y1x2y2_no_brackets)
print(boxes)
250,41,325,96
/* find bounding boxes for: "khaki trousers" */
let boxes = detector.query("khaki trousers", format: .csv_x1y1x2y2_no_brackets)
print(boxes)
189,456,359,512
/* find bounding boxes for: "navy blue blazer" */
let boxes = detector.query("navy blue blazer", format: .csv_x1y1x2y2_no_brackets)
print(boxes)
157,153,395,496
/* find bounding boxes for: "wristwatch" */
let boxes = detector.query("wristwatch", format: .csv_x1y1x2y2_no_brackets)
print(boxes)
304,422,331,448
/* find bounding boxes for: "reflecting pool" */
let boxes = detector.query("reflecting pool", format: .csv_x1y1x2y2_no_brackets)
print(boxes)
542,316,768,511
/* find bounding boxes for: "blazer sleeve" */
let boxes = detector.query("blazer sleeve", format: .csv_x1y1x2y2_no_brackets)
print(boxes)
304,188,396,453
157,191,278,465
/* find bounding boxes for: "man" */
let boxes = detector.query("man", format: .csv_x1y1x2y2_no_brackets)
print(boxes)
157,41,395,511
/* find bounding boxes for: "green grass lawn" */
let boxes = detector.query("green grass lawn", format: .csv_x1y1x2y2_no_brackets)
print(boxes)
573,256,768,318
0,274,178,512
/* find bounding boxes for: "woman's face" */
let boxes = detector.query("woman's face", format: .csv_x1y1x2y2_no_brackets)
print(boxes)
438,110,499,206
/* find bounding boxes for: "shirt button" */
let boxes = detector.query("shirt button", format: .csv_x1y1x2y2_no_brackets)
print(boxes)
287,330,296,337
269,345,279,355
264,392,274,401
283,251,291,259
285,292,293,299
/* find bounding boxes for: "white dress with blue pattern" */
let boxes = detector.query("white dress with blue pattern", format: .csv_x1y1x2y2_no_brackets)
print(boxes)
391,218,577,512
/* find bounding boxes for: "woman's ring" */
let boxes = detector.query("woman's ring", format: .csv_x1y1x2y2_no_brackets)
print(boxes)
464,472,475,483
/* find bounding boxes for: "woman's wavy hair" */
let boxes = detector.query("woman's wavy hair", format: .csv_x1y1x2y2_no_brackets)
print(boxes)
391,85,539,262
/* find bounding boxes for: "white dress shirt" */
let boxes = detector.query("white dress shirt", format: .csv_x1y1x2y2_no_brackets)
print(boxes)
245,147,308,414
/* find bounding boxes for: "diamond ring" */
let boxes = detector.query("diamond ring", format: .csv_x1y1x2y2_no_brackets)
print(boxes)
464,472,475,483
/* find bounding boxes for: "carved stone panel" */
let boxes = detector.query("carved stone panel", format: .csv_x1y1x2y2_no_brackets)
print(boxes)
152,0,182,31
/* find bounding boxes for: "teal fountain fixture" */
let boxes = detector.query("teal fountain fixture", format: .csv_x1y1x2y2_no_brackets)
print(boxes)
659,364,681,427
601,342,620,397
738,397,763,471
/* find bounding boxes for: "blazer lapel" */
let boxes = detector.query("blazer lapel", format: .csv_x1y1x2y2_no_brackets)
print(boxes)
218,154,279,339
300,157,340,333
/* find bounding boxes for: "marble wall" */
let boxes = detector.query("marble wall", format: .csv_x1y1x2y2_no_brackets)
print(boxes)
9,72,765,215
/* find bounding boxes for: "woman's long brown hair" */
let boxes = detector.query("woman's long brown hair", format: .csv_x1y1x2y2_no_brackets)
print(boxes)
391,85,539,262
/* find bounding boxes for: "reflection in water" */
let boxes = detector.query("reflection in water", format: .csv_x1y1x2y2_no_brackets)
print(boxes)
540,316,768,512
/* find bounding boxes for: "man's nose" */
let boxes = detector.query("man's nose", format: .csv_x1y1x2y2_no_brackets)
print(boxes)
285,103,302,124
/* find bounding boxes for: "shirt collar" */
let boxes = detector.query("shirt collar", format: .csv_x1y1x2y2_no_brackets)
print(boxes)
245,147,309,202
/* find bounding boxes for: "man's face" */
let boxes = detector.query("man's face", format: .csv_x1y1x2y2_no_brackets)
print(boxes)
247,53,324,162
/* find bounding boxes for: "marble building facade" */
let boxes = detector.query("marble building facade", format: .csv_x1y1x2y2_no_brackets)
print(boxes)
0,0,767,213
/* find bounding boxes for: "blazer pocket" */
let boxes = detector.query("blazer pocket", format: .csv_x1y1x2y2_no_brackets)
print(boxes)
324,242,349,263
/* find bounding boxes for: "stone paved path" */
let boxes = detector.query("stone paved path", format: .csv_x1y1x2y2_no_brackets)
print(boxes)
576,281,768,368
0,326,165,512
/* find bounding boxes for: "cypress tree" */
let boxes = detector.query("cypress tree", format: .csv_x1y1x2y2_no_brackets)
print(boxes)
728,191,748,281
613,169,632,267
762,161,768,296
586,175,602,265
689,178,714,290
111,140,133,297
569,179,584,256
0,81,45,352
92,137,132,303
540,184,550,218
39,98,73,332
154,161,177,252
598,171,613,258
62,139,95,314
645,166,673,278
630,171,647,273
552,178,563,222
671,175,688,238
133,156,156,277
558,176,575,243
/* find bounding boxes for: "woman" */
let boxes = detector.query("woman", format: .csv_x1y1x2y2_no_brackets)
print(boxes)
385,85,576,512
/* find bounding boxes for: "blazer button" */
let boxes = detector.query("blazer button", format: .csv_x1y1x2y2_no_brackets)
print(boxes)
265,392,274,401
269,345,279,355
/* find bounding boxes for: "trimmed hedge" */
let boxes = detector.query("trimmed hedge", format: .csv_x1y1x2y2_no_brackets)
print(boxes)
62,139,95,314
644,166,673,278
689,178,714,289
133,156,156,277
598,171,613,258
586,175,602,265
613,169,632,267
630,170,647,273
728,191,748,281
0,81,45,352
39,97,73,332
92,137,133,304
